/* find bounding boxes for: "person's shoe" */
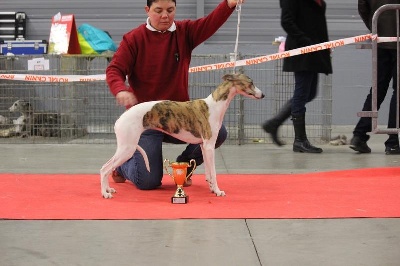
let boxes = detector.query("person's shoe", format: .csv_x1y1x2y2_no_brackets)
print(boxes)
111,169,126,183
293,139,323,153
183,163,196,187
183,177,192,187
349,136,371,153
385,145,400,155
262,120,285,146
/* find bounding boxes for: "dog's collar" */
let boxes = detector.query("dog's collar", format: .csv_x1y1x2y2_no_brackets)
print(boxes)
146,17,176,33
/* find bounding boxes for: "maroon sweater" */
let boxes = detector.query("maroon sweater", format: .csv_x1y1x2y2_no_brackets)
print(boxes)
106,1,234,105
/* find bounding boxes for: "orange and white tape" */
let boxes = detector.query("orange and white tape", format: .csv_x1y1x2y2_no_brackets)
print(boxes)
189,33,372,73
0,73,106,83
0,33,396,82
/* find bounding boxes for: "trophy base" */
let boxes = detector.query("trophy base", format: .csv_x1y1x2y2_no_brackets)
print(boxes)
171,196,189,204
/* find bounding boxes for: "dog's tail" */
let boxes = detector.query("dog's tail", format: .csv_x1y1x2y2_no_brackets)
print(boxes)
137,145,151,172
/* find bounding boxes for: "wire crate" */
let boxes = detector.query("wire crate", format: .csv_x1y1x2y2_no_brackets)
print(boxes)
0,54,332,144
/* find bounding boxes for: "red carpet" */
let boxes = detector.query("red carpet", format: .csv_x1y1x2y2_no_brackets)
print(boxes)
0,167,399,220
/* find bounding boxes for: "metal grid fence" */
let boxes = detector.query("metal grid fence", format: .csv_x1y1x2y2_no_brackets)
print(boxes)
0,54,332,144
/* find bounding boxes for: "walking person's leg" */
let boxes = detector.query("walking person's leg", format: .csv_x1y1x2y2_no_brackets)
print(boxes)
351,48,393,153
291,71,322,153
385,49,400,154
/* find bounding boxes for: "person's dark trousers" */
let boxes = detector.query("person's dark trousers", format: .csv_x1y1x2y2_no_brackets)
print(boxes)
291,71,319,116
353,48,399,147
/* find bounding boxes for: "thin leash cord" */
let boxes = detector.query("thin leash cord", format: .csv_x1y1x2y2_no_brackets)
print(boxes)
232,0,242,74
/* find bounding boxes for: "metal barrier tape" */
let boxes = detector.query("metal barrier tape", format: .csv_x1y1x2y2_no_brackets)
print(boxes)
0,33,391,82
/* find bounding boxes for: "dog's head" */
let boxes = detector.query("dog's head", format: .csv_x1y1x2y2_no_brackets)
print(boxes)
9,100,32,114
222,73,265,100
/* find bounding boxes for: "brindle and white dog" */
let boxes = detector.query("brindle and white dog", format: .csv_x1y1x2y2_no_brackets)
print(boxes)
100,73,264,199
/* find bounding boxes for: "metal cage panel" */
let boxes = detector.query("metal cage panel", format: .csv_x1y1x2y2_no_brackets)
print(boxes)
0,54,332,144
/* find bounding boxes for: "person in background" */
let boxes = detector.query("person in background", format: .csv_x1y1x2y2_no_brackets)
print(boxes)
262,0,332,153
350,0,400,155
106,0,245,190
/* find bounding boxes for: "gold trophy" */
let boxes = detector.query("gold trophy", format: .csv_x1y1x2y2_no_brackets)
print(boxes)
164,159,196,204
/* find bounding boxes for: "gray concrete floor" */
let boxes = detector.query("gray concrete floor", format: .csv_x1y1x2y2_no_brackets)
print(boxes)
1,127,400,266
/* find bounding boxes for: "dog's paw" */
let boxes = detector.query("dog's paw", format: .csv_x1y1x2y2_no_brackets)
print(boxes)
108,187,116,193
211,187,225,196
102,187,116,199
215,190,226,196
102,192,113,199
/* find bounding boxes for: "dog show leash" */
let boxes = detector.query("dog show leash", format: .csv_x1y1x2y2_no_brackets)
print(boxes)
232,0,243,74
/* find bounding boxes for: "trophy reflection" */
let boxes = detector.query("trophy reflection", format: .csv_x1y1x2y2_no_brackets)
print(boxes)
164,159,196,204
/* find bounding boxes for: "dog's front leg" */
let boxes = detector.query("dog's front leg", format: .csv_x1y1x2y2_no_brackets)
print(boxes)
200,144,212,185
201,143,225,196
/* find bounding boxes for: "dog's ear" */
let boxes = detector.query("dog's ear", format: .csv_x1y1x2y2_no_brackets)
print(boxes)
22,101,30,108
20,100,31,109
222,73,235,81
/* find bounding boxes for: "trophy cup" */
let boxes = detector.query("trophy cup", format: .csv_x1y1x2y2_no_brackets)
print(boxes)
164,159,196,204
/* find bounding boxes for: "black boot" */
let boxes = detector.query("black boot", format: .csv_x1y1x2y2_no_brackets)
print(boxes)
262,101,292,146
292,114,323,153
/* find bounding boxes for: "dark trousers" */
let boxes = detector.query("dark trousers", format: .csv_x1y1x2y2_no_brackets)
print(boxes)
291,71,319,116
353,48,399,147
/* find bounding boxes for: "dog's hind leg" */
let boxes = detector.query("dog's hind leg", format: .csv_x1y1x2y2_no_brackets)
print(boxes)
100,143,142,198
100,119,146,198
100,155,117,198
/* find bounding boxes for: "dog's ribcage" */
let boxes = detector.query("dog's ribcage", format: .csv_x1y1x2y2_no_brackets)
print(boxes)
143,100,213,141
116,83,234,145
117,100,217,145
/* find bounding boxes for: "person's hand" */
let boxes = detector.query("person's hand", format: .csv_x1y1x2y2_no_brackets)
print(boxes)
115,91,138,107
227,0,245,9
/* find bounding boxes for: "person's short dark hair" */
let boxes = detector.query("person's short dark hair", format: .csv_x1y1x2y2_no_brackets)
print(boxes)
147,0,176,7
